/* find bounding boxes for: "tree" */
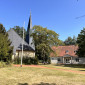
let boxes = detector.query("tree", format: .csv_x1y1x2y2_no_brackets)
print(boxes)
76,28,85,57
31,25,61,63
0,24,13,62
11,26,27,39
64,36,77,45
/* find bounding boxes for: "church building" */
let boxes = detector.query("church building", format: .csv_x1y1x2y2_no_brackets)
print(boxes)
8,13,35,59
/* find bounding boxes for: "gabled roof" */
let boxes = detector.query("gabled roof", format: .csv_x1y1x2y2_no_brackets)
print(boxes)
8,29,35,54
50,45,78,57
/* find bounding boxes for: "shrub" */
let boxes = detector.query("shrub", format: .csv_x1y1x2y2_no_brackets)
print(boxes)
13,57,21,64
0,61,6,68
13,57,38,65
0,61,11,68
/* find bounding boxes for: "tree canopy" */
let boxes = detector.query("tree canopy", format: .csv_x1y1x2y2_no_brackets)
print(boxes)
64,36,77,45
76,28,85,57
11,26,27,39
31,25,62,62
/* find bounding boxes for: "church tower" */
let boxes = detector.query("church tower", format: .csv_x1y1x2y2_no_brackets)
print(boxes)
25,12,35,50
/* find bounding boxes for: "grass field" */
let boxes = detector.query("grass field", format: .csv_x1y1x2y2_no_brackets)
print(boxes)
0,65,85,85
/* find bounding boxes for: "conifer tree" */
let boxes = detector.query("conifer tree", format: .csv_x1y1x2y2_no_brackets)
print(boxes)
0,24,13,62
77,28,85,57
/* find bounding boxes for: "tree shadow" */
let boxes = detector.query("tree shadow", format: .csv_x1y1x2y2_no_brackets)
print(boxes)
18,83,28,85
32,82,56,85
79,70,85,71
18,82,56,85
55,64,85,68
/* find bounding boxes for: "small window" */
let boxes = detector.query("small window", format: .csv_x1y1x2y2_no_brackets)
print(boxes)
58,58,61,61
74,50,77,53
75,58,79,62
65,50,69,53
52,58,54,60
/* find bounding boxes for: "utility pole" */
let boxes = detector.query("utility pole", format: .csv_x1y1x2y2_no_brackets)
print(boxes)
21,21,25,67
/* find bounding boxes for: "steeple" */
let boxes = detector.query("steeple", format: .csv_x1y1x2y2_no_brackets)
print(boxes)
25,12,35,50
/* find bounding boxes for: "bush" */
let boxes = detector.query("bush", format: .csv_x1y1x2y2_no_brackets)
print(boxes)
13,57,21,64
0,61,6,68
0,61,11,68
23,57,38,65
13,57,38,65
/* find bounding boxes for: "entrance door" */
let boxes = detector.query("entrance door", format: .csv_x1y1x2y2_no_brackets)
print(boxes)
65,58,71,64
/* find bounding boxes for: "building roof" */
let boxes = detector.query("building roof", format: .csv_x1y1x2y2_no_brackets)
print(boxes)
25,13,35,50
8,29,35,54
50,45,78,57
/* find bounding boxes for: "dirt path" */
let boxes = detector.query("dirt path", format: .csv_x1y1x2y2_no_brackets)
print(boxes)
14,64,85,75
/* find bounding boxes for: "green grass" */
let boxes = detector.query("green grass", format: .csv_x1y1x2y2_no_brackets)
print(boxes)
0,65,85,85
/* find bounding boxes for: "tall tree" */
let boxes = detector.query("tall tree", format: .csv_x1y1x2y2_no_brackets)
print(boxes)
76,28,85,57
11,26,27,39
31,25,61,62
64,36,77,45
0,24,13,62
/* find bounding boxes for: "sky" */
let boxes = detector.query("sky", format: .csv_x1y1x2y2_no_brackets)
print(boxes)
0,0,85,41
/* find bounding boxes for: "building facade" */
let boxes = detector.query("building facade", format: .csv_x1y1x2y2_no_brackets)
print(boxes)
8,13,35,59
50,45,85,64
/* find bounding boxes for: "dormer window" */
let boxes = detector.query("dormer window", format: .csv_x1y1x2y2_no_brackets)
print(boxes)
65,50,69,53
74,50,77,53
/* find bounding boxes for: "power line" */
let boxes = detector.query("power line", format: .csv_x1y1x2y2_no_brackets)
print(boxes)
76,15,85,19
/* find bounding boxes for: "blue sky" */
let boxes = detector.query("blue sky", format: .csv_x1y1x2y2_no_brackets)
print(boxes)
0,0,85,41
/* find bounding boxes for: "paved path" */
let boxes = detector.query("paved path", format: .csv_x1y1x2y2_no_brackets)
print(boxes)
14,64,85,75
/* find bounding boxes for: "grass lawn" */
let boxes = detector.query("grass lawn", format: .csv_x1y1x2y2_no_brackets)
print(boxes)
0,65,85,85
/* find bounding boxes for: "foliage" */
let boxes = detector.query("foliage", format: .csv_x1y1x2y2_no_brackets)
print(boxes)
11,26,27,39
76,28,85,57
31,25,61,62
0,24,13,62
14,57,38,65
64,36,77,45
0,61,6,68
0,61,11,68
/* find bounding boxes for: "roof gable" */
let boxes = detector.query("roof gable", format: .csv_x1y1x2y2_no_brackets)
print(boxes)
50,45,78,57
8,29,34,54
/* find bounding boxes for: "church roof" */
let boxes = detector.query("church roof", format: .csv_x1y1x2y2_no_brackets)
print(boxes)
8,29,35,54
25,13,35,50
50,45,78,57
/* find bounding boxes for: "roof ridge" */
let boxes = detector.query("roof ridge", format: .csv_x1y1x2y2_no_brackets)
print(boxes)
8,28,34,50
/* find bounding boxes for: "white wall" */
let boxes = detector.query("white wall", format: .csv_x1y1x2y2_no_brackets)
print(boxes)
12,51,35,60
50,57,85,64
72,57,85,64
50,57,63,64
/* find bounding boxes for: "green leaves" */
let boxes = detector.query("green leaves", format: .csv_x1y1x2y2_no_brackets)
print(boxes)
64,36,77,45
31,25,61,62
11,26,27,39
0,24,13,62
77,28,85,57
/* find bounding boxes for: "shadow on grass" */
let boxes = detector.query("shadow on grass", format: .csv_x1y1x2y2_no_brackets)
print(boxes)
55,64,85,68
79,70,85,71
18,83,28,85
18,82,56,85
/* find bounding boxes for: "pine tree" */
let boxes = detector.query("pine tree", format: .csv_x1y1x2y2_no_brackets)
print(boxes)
77,28,85,57
0,24,13,62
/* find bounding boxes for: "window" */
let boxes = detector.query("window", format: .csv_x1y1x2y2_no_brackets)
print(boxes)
65,50,69,53
58,58,61,61
75,58,79,62
74,50,77,53
52,58,54,60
